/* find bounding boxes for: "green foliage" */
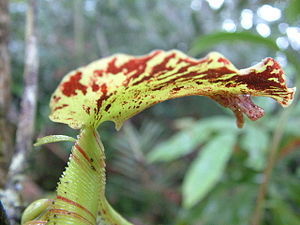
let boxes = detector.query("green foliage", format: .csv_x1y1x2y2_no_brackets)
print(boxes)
286,0,300,23
189,31,280,56
269,199,300,225
176,183,257,225
147,117,237,162
240,125,269,170
147,115,274,209
182,133,236,208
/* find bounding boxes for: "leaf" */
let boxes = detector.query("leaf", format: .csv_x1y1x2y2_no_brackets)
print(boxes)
147,116,238,162
269,198,300,225
240,125,269,170
49,50,295,130
199,184,256,225
175,178,258,225
147,125,210,162
286,0,300,23
182,133,236,208
189,31,280,56
34,135,76,147
198,116,238,132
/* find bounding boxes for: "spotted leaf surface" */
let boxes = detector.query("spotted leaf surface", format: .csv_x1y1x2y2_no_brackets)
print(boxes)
50,50,295,129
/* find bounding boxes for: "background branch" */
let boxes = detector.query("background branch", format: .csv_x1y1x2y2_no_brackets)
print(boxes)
74,0,85,64
2,0,39,224
0,200,9,225
0,0,13,169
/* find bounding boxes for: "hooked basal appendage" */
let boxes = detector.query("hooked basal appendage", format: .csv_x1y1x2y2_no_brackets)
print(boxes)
23,50,295,225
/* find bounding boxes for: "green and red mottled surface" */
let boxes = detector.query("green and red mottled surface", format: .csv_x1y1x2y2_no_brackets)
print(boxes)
50,50,295,129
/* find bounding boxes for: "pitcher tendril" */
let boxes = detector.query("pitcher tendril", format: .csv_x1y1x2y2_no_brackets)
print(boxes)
22,50,295,225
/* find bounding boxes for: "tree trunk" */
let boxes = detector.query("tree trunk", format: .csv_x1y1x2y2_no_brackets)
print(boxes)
0,0,13,169
4,0,39,223
0,200,9,225
74,0,85,64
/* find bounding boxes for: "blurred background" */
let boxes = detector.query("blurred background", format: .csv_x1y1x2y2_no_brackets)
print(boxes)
1,0,300,224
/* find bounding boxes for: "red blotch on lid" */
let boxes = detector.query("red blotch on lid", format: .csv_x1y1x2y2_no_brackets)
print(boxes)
83,105,91,115
62,72,87,97
54,104,68,111
201,67,236,80
94,70,104,77
172,86,184,92
218,58,230,65
96,84,110,113
150,53,176,76
52,95,61,103
105,51,161,86
231,59,285,91
92,82,100,92
104,104,111,112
